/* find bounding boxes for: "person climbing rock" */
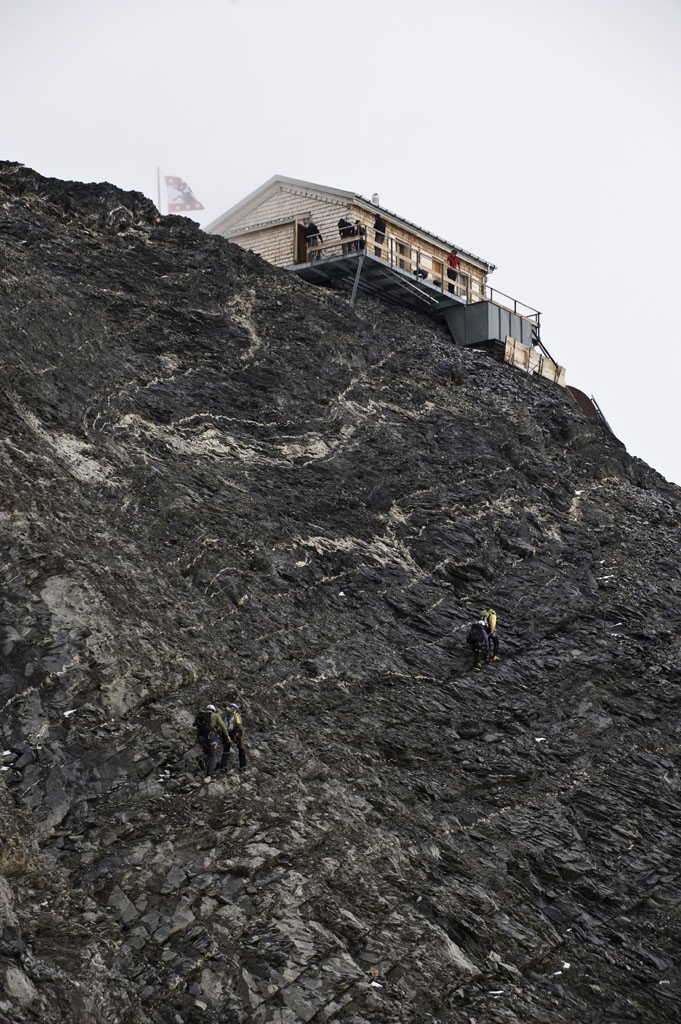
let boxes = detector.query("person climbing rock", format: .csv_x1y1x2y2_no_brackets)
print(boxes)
223,702,247,771
482,608,500,661
194,703,231,777
467,615,489,671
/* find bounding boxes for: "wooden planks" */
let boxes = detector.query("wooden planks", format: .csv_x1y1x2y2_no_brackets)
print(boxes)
504,336,566,387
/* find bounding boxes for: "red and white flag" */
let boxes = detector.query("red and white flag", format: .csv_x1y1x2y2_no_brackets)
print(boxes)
164,175,204,212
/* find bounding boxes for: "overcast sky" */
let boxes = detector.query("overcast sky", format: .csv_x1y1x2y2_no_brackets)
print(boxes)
3,0,681,485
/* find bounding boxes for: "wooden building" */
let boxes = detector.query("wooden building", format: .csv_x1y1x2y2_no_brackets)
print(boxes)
206,175,566,388
205,174,494,304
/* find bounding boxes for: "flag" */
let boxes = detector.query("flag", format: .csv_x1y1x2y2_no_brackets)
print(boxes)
164,175,204,212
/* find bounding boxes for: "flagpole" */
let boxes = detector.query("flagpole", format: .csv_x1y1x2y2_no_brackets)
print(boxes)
157,166,162,214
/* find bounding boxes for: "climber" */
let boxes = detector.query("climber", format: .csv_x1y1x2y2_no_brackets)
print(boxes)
223,702,247,771
194,704,231,777
467,616,489,671
483,608,500,661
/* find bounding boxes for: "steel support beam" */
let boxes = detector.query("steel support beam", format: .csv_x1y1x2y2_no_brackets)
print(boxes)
349,254,365,307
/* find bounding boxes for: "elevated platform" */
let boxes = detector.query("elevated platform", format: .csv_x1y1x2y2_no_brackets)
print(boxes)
290,251,465,317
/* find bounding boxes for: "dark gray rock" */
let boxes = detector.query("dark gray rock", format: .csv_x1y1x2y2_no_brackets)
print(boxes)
0,160,680,1022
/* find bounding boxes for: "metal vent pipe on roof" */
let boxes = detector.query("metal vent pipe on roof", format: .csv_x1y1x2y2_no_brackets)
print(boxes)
371,193,380,205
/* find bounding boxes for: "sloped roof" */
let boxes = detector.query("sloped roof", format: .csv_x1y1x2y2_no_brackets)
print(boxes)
204,174,496,273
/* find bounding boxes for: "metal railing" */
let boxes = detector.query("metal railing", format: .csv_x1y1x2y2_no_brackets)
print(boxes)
304,232,365,261
484,286,540,325
304,228,471,300
304,223,539,325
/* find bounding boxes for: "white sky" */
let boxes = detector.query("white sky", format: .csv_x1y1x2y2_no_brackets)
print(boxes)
3,0,681,485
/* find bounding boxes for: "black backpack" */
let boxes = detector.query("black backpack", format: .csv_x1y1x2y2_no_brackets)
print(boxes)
194,711,214,741
468,622,487,646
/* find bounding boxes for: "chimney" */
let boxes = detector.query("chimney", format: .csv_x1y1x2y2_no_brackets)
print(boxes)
371,193,380,206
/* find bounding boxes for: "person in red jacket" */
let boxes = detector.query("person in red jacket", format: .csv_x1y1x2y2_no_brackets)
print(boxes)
447,248,460,293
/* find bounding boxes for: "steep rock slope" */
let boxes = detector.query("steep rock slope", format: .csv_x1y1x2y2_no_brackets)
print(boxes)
1,161,680,1023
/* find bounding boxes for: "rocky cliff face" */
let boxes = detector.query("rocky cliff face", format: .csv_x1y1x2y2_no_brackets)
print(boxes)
1,161,680,1024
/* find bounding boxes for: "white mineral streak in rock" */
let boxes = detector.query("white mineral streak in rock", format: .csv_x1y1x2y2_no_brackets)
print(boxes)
228,288,263,361
16,406,112,483
294,533,424,576
115,413,337,465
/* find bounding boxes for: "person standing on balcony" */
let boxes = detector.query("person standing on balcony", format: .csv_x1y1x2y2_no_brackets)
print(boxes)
353,219,366,252
374,213,386,257
338,214,353,253
304,218,323,260
447,248,460,293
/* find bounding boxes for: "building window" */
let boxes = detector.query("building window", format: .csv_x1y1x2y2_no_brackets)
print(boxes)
397,241,410,271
